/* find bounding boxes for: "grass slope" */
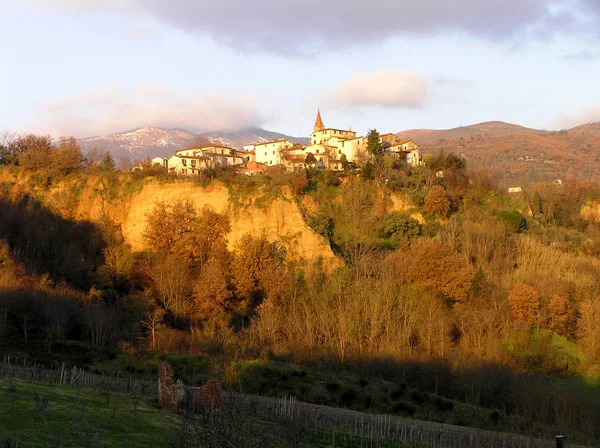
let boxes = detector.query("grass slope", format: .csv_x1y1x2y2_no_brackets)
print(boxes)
0,379,178,447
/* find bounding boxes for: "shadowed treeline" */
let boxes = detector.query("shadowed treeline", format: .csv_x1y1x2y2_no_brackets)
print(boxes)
0,194,107,290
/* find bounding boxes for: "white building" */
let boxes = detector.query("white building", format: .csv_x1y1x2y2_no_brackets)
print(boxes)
167,145,245,175
253,138,295,167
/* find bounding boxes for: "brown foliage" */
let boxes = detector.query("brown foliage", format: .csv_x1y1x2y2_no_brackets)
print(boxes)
507,283,540,326
389,240,475,304
231,234,287,314
424,185,450,217
143,200,230,272
547,294,573,337
193,258,232,319
578,299,600,362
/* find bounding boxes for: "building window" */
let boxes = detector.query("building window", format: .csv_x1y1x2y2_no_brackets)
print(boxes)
182,159,187,166
316,149,320,154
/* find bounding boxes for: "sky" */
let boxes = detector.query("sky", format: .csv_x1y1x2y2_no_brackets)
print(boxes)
1,0,600,138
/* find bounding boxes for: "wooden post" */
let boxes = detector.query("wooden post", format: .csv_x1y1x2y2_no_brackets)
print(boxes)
555,435,565,448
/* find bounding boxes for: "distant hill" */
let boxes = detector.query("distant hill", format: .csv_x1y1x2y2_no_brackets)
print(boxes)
397,121,600,187
396,121,544,145
78,126,309,161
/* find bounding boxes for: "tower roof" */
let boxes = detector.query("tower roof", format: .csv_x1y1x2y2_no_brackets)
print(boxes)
313,109,325,133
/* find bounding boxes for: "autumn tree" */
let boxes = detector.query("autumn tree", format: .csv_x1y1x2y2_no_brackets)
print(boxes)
577,299,600,362
143,200,230,272
424,185,450,217
390,240,475,304
193,258,232,320
547,294,573,337
17,134,54,171
289,170,308,195
231,234,287,314
50,137,83,175
507,283,540,326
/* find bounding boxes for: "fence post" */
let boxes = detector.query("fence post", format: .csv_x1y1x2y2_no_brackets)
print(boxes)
555,435,565,448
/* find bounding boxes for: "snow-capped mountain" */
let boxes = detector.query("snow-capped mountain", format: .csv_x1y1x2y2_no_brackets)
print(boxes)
78,126,309,160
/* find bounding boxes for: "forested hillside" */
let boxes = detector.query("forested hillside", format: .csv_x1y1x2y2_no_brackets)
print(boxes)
397,121,600,187
2,134,600,444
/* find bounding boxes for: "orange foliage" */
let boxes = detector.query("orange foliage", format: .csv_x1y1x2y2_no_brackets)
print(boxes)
390,240,475,304
507,283,540,326
424,186,450,217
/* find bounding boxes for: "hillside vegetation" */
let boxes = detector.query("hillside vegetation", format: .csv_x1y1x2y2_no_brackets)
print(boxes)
2,134,600,444
397,121,600,187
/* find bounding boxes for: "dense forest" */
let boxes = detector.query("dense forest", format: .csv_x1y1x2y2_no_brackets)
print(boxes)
2,133,600,443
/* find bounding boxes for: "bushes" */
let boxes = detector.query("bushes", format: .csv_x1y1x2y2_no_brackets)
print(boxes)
381,213,421,244
497,210,527,233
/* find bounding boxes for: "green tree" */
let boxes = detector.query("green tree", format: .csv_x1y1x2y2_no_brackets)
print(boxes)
17,134,54,171
382,213,421,244
304,152,317,167
366,129,383,157
100,151,116,171
340,153,349,171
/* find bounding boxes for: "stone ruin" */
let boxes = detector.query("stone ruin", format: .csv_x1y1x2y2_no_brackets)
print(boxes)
158,362,222,412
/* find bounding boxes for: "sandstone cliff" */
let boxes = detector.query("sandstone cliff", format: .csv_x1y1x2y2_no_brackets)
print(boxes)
0,172,337,265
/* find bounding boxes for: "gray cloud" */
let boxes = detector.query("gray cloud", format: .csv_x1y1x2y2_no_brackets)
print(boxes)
22,0,600,55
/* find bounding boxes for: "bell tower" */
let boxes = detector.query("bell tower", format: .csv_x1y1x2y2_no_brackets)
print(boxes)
313,109,325,133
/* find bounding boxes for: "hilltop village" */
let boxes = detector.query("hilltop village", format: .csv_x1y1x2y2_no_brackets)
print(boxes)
145,111,421,175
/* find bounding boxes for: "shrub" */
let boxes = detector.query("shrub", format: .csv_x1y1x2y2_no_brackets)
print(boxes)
339,388,357,406
381,213,421,243
392,400,416,415
497,210,527,233
424,185,450,217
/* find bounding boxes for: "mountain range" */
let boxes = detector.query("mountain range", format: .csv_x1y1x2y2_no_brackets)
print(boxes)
77,126,309,161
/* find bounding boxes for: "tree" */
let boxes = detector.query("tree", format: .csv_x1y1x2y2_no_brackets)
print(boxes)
100,151,116,171
507,283,540,326
304,152,317,167
578,299,600,361
340,153,349,171
193,258,232,319
424,185,450,217
497,210,527,233
17,134,54,171
142,306,165,351
366,129,382,157
51,137,83,175
382,213,421,244
391,240,475,304
231,234,286,314
289,170,308,194
547,294,573,336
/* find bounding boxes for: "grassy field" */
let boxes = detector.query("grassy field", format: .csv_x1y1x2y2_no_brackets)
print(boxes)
0,378,179,447
0,378,415,448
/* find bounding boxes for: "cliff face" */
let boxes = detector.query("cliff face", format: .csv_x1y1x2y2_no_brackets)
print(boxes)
119,182,336,263
0,172,337,264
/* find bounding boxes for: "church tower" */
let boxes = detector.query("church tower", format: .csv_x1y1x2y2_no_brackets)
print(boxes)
313,109,325,133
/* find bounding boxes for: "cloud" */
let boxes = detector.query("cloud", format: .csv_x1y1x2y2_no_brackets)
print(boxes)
35,83,263,138
562,51,596,61
332,71,428,108
556,104,600,129
20,0,600,55
126,24,159,39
